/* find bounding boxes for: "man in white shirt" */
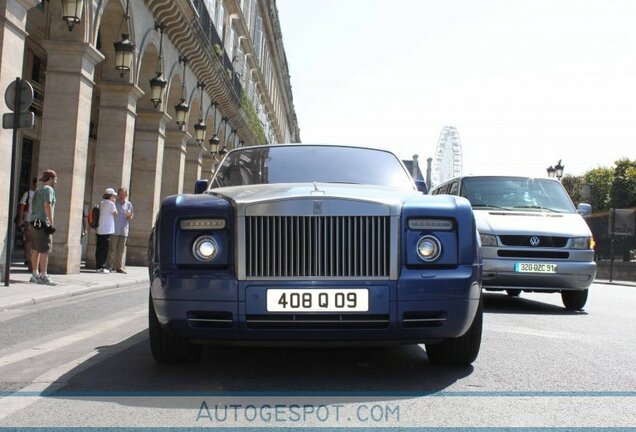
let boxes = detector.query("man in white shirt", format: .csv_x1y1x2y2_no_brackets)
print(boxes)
95,188,118,273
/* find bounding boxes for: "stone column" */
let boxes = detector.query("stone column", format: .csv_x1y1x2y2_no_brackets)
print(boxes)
160,130,187,201
202,151,219,180
183,144,203,194
0,0,41,280
35,40,104,274
91,82,144,202
126,111,170,266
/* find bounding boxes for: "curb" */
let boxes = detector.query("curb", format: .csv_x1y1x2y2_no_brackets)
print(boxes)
0,278,149,311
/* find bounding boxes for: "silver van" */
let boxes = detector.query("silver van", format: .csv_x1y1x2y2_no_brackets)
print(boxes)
430,175,596,310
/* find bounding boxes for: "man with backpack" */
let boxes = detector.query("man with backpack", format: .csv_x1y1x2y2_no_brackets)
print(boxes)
17,178,37,270
29,170,58,286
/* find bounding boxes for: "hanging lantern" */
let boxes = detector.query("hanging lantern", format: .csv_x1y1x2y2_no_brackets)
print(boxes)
61,0,84,31
149,73,167,108
114,34,136,77
194,119,207,144
209,135,220,154
175,99,189,129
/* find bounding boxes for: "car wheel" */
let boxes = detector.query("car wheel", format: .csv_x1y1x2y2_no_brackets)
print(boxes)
425,299,483,366
506,289,521,297
149,295,202,364
561,289,588,311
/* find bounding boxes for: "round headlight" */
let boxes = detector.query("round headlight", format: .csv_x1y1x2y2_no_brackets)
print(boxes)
417,236,442,262
192,236,219,262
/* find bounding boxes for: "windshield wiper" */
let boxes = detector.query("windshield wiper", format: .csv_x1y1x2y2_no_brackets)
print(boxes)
512,205,559,212
470,203,510,210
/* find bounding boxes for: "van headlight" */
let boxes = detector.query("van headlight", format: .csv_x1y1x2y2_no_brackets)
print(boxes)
417,236,442,262
479,233,498,247
192,236,219,261
571,237,593,249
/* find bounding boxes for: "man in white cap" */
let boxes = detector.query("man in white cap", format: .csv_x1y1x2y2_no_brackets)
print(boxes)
95,188,118,273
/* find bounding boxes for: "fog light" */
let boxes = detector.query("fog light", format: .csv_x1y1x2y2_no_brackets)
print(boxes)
417,236,442,262
193,236,218,262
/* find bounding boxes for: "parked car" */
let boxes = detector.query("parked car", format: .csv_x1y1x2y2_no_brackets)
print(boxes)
148,145,482,365
430,175,596,310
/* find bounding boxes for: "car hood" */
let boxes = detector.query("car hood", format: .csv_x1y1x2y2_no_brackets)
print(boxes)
209,183,421,216
474,209,592,237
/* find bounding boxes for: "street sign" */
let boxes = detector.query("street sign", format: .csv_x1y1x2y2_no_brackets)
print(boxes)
2,112,34,129
4,79,33,112
610,208,636,237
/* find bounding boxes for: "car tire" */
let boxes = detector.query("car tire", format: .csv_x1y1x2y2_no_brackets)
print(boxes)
561,289,588,311
149,295,202,364
425,299,483,366
506,289,521,297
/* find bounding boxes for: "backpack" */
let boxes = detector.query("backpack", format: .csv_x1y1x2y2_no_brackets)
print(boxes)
88,205,100,229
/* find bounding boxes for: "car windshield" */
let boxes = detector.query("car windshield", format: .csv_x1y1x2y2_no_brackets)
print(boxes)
459,176,576,213
211,145,415,190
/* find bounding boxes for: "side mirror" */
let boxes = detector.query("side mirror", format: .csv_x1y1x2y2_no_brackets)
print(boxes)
415,180,428,194
194,179,208,195
577,203,592,217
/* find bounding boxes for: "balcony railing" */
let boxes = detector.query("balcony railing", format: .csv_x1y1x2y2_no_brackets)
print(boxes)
191,0,243,99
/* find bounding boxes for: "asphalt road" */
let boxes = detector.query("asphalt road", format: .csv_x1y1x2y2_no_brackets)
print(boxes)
0,282,634,428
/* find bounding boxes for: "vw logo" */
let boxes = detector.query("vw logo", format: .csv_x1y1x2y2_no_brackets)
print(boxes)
529,236,541,247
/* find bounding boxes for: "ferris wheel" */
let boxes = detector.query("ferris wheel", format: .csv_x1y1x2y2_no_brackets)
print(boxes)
431,126,463,187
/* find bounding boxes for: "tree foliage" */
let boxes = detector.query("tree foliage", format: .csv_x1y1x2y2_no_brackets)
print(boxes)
609,158,636,208
583,167,614,211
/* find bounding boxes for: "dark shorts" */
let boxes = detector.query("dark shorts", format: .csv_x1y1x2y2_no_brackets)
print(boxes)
30,226,52,253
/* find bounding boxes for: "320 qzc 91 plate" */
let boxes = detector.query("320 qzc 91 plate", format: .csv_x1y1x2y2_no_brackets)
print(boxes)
514,262,557,273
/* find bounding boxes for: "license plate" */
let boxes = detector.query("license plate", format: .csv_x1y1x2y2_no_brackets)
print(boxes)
514,262,557,273
266,289,369,312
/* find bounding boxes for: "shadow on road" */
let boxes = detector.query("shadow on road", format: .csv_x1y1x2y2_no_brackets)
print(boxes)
43,330,474,407
483,292,588,316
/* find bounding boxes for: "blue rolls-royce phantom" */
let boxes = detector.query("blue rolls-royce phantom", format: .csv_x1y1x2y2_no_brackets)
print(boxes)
148,145,483,365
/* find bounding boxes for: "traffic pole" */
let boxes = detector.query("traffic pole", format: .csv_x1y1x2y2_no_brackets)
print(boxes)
4,77,21,286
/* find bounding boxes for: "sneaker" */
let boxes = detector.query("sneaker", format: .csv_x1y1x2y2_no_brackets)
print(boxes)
102,268,110,274
116,269,127,274
38,275,58,286
29,275,40,283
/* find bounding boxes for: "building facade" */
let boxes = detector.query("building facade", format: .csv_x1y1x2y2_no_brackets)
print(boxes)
0,0,300,277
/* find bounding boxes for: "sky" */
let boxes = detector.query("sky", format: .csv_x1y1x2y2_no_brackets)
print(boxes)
276,0,636,179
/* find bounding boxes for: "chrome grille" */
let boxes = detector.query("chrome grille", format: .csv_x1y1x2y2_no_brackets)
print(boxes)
246,216,390,278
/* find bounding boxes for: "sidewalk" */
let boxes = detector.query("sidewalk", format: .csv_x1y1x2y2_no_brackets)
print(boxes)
0,263,149,311
1,263,633,312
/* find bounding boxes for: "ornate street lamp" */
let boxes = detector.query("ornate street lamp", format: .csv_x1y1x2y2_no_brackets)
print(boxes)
61,0,84,31
554,159,564,180
204,100,220,154
174,55,189,129
149,22,167,108
547,160,564,180
113,0,135,77
193,81,207,144
546,165,556,178
209,135,220,154
114,34,135,77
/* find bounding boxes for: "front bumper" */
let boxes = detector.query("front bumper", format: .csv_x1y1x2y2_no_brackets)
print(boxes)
150,265,481,345
482,257,596,291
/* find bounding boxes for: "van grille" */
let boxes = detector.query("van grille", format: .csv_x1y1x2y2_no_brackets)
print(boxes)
245,216,390,278
499,235,568,248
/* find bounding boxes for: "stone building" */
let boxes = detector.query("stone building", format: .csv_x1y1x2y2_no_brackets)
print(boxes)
0,0,300,277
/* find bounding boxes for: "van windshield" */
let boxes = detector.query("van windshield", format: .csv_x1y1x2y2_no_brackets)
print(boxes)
459,176,576,213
